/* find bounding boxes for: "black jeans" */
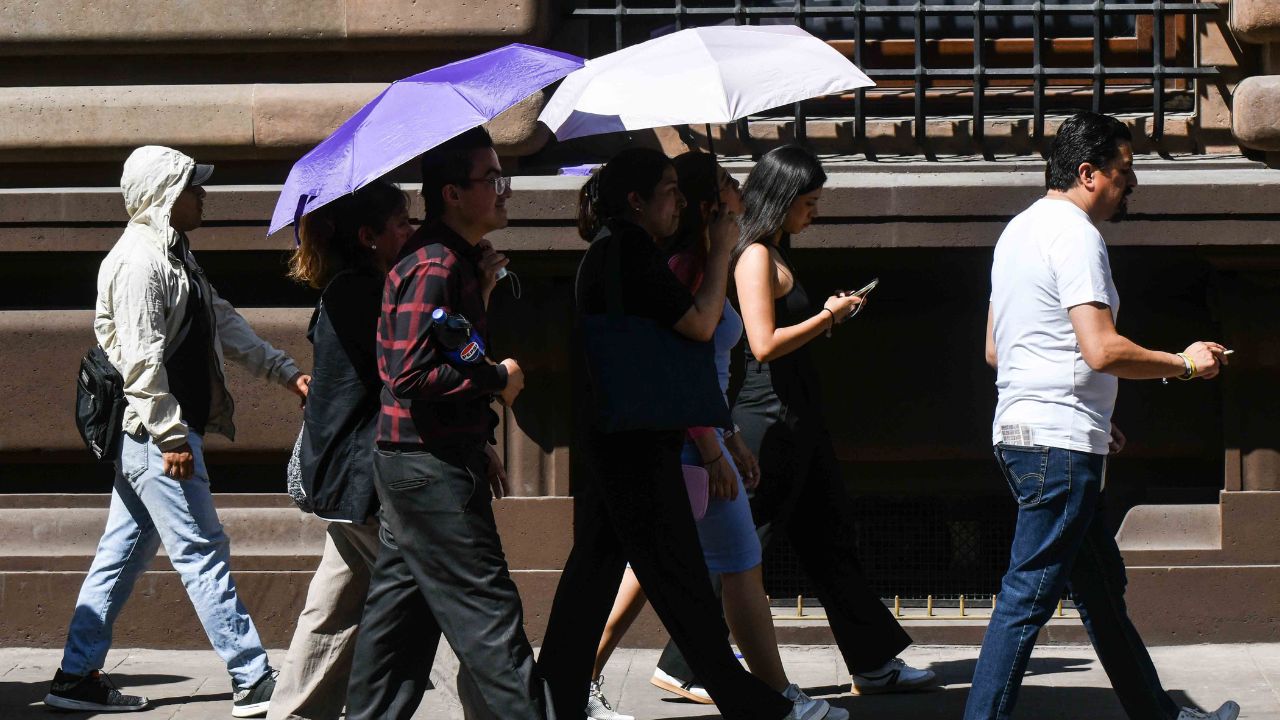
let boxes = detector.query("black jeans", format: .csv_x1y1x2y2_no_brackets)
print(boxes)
538,428,791,720
346,446,550,720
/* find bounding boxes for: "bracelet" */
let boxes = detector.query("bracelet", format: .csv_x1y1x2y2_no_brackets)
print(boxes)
1177,352,1196,380
821,308,836,337
702,452,723,466
722,424,741,439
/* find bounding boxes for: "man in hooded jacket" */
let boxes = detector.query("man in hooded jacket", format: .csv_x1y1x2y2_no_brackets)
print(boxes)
44,146,310,717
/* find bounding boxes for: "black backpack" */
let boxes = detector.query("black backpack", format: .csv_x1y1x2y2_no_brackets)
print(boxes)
75,346,128,461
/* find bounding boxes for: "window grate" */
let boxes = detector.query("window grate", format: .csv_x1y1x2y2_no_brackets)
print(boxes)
564,1,1220,154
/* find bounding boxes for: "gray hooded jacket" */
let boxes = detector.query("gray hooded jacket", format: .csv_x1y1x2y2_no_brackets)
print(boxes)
95,146,301,451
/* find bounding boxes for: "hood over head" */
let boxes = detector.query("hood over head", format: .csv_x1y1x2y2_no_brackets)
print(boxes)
120,145,199,252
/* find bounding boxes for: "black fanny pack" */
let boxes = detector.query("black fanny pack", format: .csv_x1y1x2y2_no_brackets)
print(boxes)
75,346,129,462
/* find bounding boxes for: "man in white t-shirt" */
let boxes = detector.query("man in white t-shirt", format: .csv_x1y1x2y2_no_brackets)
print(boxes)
965,112,1239,720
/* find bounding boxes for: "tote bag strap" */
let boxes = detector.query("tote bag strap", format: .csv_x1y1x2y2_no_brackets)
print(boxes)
574,226,625,320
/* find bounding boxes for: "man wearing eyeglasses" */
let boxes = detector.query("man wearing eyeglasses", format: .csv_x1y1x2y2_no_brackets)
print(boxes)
345,126,543,719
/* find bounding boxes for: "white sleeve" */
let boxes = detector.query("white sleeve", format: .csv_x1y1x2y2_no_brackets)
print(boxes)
1046,226,1113,310
209,284,302,386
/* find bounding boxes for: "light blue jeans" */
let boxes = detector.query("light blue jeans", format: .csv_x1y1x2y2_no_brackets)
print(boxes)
60,430,270,689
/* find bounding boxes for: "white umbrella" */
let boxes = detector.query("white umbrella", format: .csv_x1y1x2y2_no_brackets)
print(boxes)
539,24,874,142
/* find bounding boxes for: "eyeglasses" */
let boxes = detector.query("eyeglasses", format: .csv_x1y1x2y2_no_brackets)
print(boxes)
466,175,512,194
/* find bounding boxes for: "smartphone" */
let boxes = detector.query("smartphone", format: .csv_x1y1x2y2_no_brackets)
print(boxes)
850,278,879,297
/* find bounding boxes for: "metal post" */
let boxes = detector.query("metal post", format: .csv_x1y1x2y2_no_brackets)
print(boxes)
1152,0,1167,142
972,0,986,148
913,0,928,149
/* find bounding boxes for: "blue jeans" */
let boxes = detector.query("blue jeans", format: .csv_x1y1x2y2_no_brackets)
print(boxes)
964,444,1180,720
60,431,270,689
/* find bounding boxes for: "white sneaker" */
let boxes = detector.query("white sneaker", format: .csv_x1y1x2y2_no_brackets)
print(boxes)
1178,701,1241,720
586,675,634,720
650,667,712,704
783,683,849,720
849,657,937,695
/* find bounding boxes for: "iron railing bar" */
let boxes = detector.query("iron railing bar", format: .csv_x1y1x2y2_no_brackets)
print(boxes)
613,0,623,52
914,0,928,148
865,67,1213,78
795,0,807,145
973,0,986,148
1092,0,1105,112
1152,0,1166,142
854,0,868,156
567,4,1220,19
1033,0,1046,153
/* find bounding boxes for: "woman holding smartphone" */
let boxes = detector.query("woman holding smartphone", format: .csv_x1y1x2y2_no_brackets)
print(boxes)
731,145,936,695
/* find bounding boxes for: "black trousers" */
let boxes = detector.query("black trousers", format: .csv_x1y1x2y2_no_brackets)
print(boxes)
538,428,791,720
659,374,913,680
346,446,550,720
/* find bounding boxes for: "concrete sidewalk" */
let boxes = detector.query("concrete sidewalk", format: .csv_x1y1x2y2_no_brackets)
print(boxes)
2,644,1277,719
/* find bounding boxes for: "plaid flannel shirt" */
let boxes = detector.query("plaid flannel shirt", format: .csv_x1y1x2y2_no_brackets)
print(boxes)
376,222,507,449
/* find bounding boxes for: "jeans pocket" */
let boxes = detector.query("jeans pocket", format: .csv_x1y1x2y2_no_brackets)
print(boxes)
385,474,429,492
996,444,1050,506
120,432,150,483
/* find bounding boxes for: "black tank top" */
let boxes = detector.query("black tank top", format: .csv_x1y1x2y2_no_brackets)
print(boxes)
742,245,822,416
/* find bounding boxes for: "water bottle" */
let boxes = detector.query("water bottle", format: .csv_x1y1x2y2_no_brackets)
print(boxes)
430,308,487,365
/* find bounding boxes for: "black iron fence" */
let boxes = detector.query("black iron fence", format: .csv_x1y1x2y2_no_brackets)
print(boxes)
565,1,1221,153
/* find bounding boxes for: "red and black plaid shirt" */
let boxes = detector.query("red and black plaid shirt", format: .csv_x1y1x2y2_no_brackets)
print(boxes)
376,222,507,449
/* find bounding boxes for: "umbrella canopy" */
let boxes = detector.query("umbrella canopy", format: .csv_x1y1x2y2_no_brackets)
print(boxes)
269,43,584,237
538,24,874,142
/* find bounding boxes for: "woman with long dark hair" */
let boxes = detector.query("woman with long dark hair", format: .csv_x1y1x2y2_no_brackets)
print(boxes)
269,180,412,720
731,145,936,695
581,153,841,720
539,148,842,720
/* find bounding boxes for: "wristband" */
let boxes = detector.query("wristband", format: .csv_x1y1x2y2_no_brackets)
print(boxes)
1177,352,1196,380
702,451,723,466
821,307,836,337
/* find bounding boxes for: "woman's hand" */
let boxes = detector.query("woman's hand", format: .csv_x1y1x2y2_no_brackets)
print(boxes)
823,293,862,325
707,205,739,257
724,432,760,490
706,453,739,501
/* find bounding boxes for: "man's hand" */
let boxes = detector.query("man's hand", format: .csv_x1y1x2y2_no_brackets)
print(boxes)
484,443,508,499
477,240,510,301
725,432,760,490
163,443,195,480
706,453,739,501
1108,423,1127,455
498,358,524,407
1182,341,1227,380
287,372,312,407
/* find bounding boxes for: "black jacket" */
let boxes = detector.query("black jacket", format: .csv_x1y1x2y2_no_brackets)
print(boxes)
299,269,382,523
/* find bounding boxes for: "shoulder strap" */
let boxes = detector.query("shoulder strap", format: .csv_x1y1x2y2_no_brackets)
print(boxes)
575,226,626,319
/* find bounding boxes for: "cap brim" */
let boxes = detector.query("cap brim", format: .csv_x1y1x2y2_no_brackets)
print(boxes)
189,163,215,187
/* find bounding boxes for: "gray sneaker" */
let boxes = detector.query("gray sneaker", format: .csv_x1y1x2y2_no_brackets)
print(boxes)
43,669,149,713
850,657,937,694
231,668,277,718
783,683,849,720
1178,701,1241,720
586,675,634,720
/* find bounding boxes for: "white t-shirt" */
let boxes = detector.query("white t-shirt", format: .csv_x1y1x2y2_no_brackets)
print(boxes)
990,198,1119,455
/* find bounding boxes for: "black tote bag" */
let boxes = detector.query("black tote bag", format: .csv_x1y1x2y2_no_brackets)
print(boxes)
577,230,732,434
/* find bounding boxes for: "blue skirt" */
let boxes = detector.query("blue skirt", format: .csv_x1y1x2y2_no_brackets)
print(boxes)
681,433,763,575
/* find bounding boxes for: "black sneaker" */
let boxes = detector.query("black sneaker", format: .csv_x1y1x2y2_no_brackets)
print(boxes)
43,668,150,712
231,668,277,718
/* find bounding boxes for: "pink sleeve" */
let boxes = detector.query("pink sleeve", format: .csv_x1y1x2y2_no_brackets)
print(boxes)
686,426,715,441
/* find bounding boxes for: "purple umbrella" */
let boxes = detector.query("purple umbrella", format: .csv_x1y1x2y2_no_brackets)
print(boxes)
268,44,584,237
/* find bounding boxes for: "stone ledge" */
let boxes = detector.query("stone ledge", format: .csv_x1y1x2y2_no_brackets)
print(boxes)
0,1,549,54
0,84,548,158
0,495,573,573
